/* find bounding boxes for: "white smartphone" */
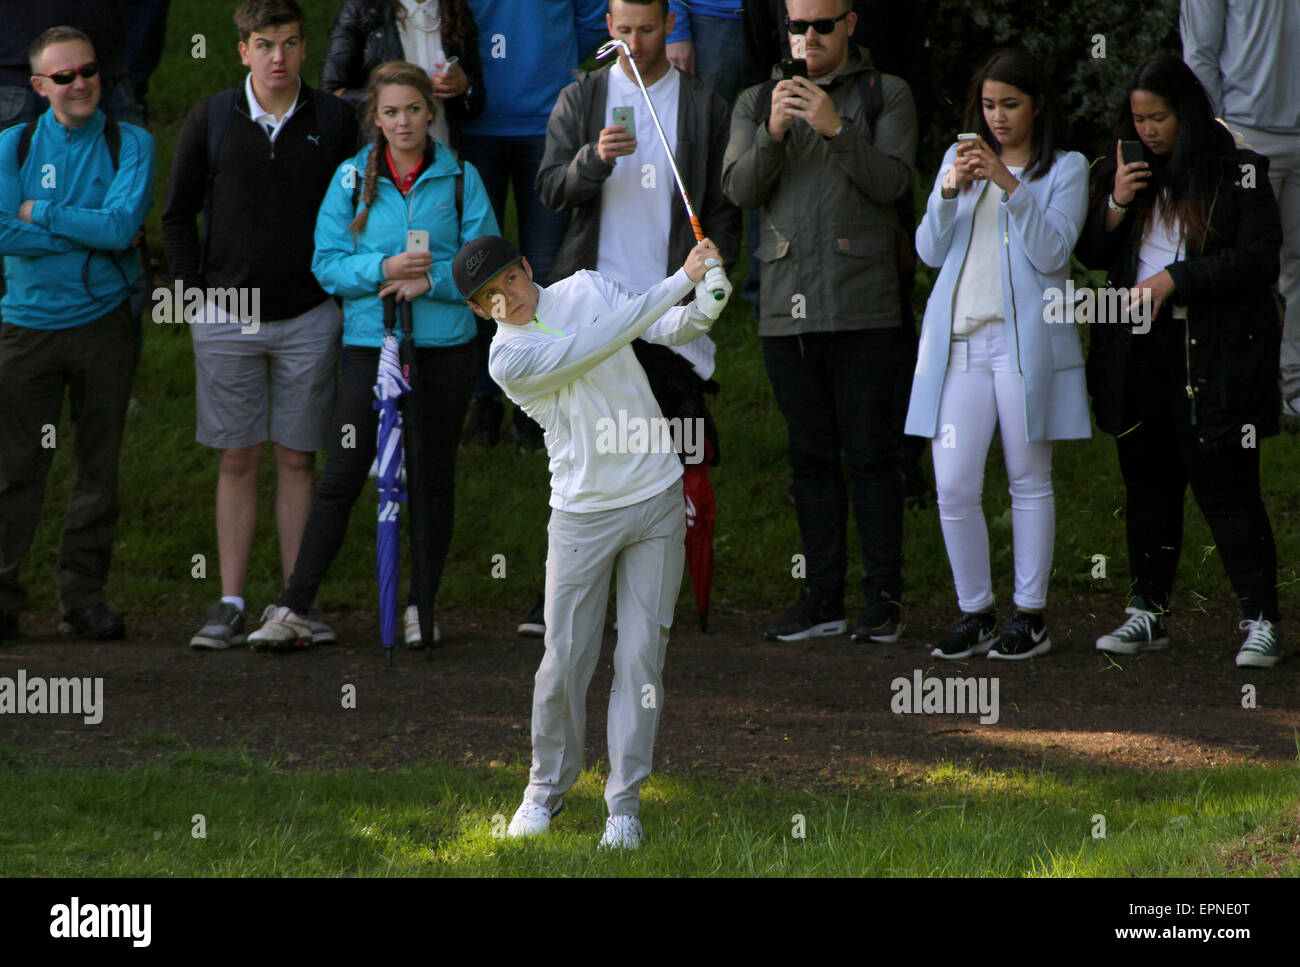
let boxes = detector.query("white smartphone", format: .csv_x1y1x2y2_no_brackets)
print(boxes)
957,132,978,142
406,229,430,253
435,56,459,73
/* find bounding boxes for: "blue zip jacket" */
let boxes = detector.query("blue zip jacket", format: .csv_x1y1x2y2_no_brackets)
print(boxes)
905,145,1092,443
0,107,154,329
312,139,499,348
667,1,744,44
463,0,608,138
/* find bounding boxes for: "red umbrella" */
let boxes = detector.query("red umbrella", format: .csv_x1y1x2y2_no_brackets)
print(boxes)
682,437,716,632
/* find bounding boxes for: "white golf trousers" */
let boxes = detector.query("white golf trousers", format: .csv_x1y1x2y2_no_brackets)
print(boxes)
524,478,685,818
930,322,1055,613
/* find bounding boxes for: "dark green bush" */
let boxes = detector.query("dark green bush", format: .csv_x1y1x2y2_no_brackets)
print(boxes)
919,0,1180,174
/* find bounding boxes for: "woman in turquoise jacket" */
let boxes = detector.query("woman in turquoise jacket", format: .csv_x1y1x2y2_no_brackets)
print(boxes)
904,49,1090,661
249,61,498,651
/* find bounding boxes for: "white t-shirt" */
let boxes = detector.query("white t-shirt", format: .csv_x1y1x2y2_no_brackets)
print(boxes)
488,268,715,513
397,0,453,154
597,63,679,294
951,166,1022,336
1138,192,1184,282
595,65,716,379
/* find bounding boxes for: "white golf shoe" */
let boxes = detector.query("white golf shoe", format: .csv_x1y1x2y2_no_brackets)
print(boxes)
506,800,553,838
597,814,642,850
247,606,312,652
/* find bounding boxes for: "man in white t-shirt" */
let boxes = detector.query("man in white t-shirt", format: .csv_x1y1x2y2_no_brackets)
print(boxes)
453,233,730,849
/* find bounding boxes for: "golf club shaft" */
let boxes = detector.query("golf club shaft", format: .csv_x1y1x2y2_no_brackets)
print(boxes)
599,39,727,301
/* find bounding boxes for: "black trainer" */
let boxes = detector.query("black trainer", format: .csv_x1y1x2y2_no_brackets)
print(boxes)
764,590,846,642
60,603,125,640
190,600,246,650
931,610,998,660
462,395,503,447
517,594,545,637
989,609,1051,660
852,588,901,643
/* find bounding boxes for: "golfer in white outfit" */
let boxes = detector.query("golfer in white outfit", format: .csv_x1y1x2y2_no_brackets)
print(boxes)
453,234,731,849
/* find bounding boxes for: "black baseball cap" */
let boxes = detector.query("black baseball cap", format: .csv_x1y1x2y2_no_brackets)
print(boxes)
454,235,523,302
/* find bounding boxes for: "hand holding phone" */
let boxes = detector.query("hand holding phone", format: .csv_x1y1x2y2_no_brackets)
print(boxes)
1112,139,1151,207
611,105,636,142
406,229,430,254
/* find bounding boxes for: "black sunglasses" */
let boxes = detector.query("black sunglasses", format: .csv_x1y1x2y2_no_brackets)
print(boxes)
35,62,99,85
785,12,850,34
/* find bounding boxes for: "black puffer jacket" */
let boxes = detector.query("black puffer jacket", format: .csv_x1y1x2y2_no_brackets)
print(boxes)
1075,123,1283,450
320,0,484,149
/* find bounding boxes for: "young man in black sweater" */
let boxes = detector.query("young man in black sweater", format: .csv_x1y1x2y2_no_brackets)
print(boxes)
161,0,357,651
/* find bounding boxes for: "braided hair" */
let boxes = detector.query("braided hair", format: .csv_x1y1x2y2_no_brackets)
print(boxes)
347,60,439,235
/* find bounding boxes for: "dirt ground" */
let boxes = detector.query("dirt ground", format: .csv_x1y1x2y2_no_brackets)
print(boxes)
2,588,1297,784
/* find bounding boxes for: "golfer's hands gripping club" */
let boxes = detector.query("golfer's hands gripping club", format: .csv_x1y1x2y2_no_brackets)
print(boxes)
684,239,730,319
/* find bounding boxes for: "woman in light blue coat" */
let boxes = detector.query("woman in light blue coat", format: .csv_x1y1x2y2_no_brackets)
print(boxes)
248,61,498,651
904,49,1090,661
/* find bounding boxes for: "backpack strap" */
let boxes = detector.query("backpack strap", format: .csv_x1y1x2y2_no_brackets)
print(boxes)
16,116,119,170
200,89,241,275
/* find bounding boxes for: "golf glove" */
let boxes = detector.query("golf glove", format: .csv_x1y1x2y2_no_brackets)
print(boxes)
695,262,732,321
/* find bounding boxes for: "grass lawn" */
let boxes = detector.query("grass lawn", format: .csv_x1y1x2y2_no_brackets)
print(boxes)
3,747,1298,876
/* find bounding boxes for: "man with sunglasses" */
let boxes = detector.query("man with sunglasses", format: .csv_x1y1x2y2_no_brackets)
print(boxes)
723,0,916,645
0,4,142,132
0,26,155,642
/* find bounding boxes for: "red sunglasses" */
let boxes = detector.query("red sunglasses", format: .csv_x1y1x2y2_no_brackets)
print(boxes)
35,62,99,85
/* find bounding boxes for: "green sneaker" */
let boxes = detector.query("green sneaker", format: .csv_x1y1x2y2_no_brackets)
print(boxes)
1235,616,1282,668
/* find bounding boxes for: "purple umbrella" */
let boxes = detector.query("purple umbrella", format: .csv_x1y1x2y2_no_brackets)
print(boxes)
374,295,410,667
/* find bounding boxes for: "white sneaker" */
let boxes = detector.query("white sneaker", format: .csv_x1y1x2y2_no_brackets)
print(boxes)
597,814,642,850
506,799,553,838
404,604,440,648
247,605,312,652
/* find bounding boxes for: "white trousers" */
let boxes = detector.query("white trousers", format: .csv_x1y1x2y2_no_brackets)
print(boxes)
1233,123,1300,401
930,323,1054,612
524,479,685,817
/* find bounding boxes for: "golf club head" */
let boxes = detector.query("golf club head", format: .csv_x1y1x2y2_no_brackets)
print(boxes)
596,38,631,62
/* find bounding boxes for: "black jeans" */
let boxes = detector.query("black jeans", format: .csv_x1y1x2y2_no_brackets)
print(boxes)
1116,318,1279,621
0,302,138,612
282,339,476,615
761,328,906,604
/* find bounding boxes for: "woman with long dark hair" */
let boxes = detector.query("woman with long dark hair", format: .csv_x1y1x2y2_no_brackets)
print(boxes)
906,49,1091,660
247,61,498,650
1077,54,1284,667
321,0,484,153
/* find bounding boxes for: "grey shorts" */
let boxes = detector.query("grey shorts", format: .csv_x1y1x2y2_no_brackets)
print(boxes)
191,297,342,451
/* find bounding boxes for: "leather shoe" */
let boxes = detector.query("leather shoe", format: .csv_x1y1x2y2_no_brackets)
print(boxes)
59,603,126,640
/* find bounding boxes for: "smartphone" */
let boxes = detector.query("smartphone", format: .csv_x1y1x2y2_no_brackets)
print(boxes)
1121,140,1145,166
780,58,808,80
612,105,635,140
406,229,430,254
957,132,978,142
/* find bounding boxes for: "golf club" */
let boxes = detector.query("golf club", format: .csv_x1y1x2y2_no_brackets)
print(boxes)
596,37,729,301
